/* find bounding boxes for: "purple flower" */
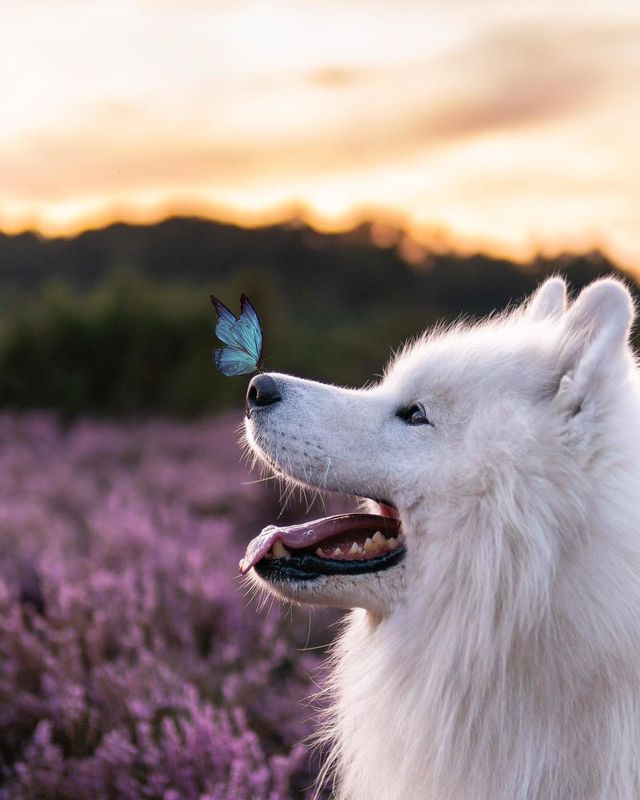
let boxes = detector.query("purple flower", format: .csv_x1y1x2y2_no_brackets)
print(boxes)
0,412,337,798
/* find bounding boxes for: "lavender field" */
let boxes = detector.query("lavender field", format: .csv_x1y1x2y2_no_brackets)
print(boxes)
0,412,337,799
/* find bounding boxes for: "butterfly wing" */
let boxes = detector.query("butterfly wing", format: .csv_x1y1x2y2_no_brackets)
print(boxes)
211,293,264,376
213,345,260,376
234,294,263,369
209,295,238,346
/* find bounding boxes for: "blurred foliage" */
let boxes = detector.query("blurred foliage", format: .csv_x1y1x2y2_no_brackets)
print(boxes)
0,217,636,417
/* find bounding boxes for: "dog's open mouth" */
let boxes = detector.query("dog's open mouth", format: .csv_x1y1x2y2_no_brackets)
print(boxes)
240,501,405,581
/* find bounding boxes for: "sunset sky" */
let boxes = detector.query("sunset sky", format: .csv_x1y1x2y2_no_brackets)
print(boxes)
2,0,639,266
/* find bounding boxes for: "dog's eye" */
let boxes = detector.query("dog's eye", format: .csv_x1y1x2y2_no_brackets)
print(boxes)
397,402,430,426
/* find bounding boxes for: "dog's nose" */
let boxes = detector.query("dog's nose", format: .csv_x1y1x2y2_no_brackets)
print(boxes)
246,374,281,416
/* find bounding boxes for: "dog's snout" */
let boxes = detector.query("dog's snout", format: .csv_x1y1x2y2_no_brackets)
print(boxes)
246,374,281,416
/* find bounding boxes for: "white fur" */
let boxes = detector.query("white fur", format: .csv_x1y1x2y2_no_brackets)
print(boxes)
245,277,640,799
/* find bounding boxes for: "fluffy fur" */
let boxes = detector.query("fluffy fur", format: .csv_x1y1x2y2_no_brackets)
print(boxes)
245,277,640,799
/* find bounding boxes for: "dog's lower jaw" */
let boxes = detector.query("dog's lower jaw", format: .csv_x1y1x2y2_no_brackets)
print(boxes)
250,560,406,616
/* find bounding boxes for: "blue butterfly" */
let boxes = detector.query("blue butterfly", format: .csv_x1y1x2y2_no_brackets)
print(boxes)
210,293,264,376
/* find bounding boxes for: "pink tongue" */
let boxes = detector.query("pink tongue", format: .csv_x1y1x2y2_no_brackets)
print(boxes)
239,513,400,575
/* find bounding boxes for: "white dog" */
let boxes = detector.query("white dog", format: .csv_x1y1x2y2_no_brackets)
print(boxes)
241,277,640,800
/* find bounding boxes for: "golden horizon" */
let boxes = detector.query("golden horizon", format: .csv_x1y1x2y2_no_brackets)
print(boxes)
0,200,634,273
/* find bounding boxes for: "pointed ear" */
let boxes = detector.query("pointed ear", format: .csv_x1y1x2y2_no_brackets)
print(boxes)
525,277,567,320
555,279,634,412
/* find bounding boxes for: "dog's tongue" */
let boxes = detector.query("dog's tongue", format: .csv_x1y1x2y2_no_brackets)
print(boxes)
239,513,399,574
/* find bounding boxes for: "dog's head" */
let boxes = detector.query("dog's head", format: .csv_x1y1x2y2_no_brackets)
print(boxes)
242,277,637,616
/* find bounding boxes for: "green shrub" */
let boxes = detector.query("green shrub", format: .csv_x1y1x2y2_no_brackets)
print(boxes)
0,235,635,417
0,274,244,417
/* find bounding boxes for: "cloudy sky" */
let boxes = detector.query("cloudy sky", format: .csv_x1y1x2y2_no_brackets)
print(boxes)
2,0,639,266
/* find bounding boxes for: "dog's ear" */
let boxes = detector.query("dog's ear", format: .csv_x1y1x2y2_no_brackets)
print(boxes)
554,279,634,414
525,277,567,321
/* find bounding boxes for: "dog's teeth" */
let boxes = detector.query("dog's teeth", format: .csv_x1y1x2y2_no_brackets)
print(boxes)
349,542,362,555
332,548,342,557
272,540,290,559
316,548,324,556
372,531,386,546
364,537,376,552
388,537,399,549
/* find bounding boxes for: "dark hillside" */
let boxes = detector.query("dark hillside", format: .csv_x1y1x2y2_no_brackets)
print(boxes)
0,217,633,416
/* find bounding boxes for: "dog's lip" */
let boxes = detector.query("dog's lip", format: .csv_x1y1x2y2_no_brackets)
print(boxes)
376,500,398,518
239,512,401,575
253,543,405,581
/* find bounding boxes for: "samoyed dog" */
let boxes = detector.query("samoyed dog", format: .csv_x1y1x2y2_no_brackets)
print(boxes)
241,277,640,800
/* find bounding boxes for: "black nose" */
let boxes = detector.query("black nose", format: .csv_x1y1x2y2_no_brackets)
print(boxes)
246,374,281,416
